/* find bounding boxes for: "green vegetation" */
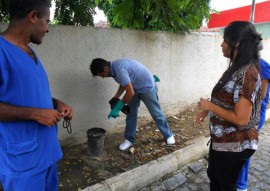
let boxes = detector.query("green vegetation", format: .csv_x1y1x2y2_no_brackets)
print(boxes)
0,0,212,32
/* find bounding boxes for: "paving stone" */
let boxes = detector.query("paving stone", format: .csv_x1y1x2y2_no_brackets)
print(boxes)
193,177,204,184
151,185,166,191
185,170,196,180
256,159,269,166
263,170,270,177
150,182,163,189
174,173,187,185
248,174,257,183
188,162,203,173
252,164,266,171
175,186,189,191
260,145,270,152
198,170,210,183
187,183,199,191
248,187,261,191
163,177,178,190
255,182,270,190
200,184,210,191
139,188,150,191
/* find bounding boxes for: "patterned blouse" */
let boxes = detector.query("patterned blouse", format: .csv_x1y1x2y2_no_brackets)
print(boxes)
210,64,262,152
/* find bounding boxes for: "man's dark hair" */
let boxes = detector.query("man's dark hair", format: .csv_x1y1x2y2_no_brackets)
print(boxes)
90,58,110,76
9,0,50,21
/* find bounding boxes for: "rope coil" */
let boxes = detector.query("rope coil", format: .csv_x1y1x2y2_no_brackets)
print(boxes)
63,119,72,134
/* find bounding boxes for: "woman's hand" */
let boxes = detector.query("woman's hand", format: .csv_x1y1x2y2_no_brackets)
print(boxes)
198,98,212,111
195,110,209,127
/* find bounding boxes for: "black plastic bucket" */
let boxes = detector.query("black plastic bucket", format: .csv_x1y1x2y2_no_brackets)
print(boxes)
87,128,106,157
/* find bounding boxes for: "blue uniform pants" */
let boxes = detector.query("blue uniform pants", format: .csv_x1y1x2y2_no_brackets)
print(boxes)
237,109,265,189
0,163,58,191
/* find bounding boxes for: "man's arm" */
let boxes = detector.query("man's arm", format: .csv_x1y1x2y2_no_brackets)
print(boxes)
0,102,61,126
113,85,126,99
121,83,135,104
112,83,134,103
107,83,134,119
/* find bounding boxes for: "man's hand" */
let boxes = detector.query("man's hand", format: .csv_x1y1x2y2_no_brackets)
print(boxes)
108,100,125,119
33,109,61,126
109,97,130,115
53,98,73,120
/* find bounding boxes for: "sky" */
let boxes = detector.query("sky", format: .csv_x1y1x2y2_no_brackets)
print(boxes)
50,0,270,23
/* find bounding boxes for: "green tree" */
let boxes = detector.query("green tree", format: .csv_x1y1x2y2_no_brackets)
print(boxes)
54,0,96,26
0,0,211,32
97,0,212,32
0,0,96,26
0,0,10,22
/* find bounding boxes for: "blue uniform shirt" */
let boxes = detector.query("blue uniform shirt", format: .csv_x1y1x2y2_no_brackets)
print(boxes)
259,58,270,130
0,36,62,178
110,59,155,93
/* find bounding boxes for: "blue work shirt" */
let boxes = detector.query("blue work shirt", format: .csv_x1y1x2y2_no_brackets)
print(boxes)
260,58,270,116
110,59,155,93
0,36,62,178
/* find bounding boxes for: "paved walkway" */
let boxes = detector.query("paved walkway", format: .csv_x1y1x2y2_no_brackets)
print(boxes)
139,121,270,191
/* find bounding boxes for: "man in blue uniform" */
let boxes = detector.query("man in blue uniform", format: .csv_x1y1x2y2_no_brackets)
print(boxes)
90,58,175,151
0,0,73,190
237,43,270,191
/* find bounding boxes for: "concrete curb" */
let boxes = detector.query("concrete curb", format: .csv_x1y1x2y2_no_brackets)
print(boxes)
82,108,270,191
82,136,209,191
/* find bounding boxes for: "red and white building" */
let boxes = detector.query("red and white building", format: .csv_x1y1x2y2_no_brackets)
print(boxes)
207,0,270,29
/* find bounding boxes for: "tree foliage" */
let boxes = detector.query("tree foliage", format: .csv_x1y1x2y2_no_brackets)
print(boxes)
97,0,212,32
0,0,211,32
53,0,96,26
0,0,96,26
0,0,10,22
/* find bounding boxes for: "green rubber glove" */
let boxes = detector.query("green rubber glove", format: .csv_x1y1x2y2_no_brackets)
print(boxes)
153,75,160,82
108,100,125,119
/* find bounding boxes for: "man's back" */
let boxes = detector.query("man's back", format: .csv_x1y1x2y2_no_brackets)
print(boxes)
110,58,155,93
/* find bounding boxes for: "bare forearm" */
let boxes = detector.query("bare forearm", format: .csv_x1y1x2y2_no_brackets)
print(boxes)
0,102,37,121
114,86,125,98
209,103,250,126
121,83,135,104
0,102,63,126
199,96,252,126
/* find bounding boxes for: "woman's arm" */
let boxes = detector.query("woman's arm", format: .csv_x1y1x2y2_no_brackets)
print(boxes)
198,96,252,126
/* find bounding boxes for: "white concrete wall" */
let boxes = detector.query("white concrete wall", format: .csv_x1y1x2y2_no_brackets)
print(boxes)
1,23,270,146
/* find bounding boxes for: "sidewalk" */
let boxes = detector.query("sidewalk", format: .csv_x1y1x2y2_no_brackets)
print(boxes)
83,113,270,191
141,121,270,191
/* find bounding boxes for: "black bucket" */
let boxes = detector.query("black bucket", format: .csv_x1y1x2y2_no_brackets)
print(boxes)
87,128,106,157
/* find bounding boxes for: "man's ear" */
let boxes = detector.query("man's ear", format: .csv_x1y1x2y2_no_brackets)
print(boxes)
27,11,39,24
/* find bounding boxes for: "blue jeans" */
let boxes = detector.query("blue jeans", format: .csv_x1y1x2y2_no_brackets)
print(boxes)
125,85,173,144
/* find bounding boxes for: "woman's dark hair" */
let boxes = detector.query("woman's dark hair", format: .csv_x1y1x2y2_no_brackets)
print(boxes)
9,0,50,21
90,58,110,76
212,21,262,95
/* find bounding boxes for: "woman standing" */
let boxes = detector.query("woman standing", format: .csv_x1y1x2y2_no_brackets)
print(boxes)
196,21,262,190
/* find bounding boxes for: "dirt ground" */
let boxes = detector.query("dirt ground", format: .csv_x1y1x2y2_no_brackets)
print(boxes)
58,104,210,191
